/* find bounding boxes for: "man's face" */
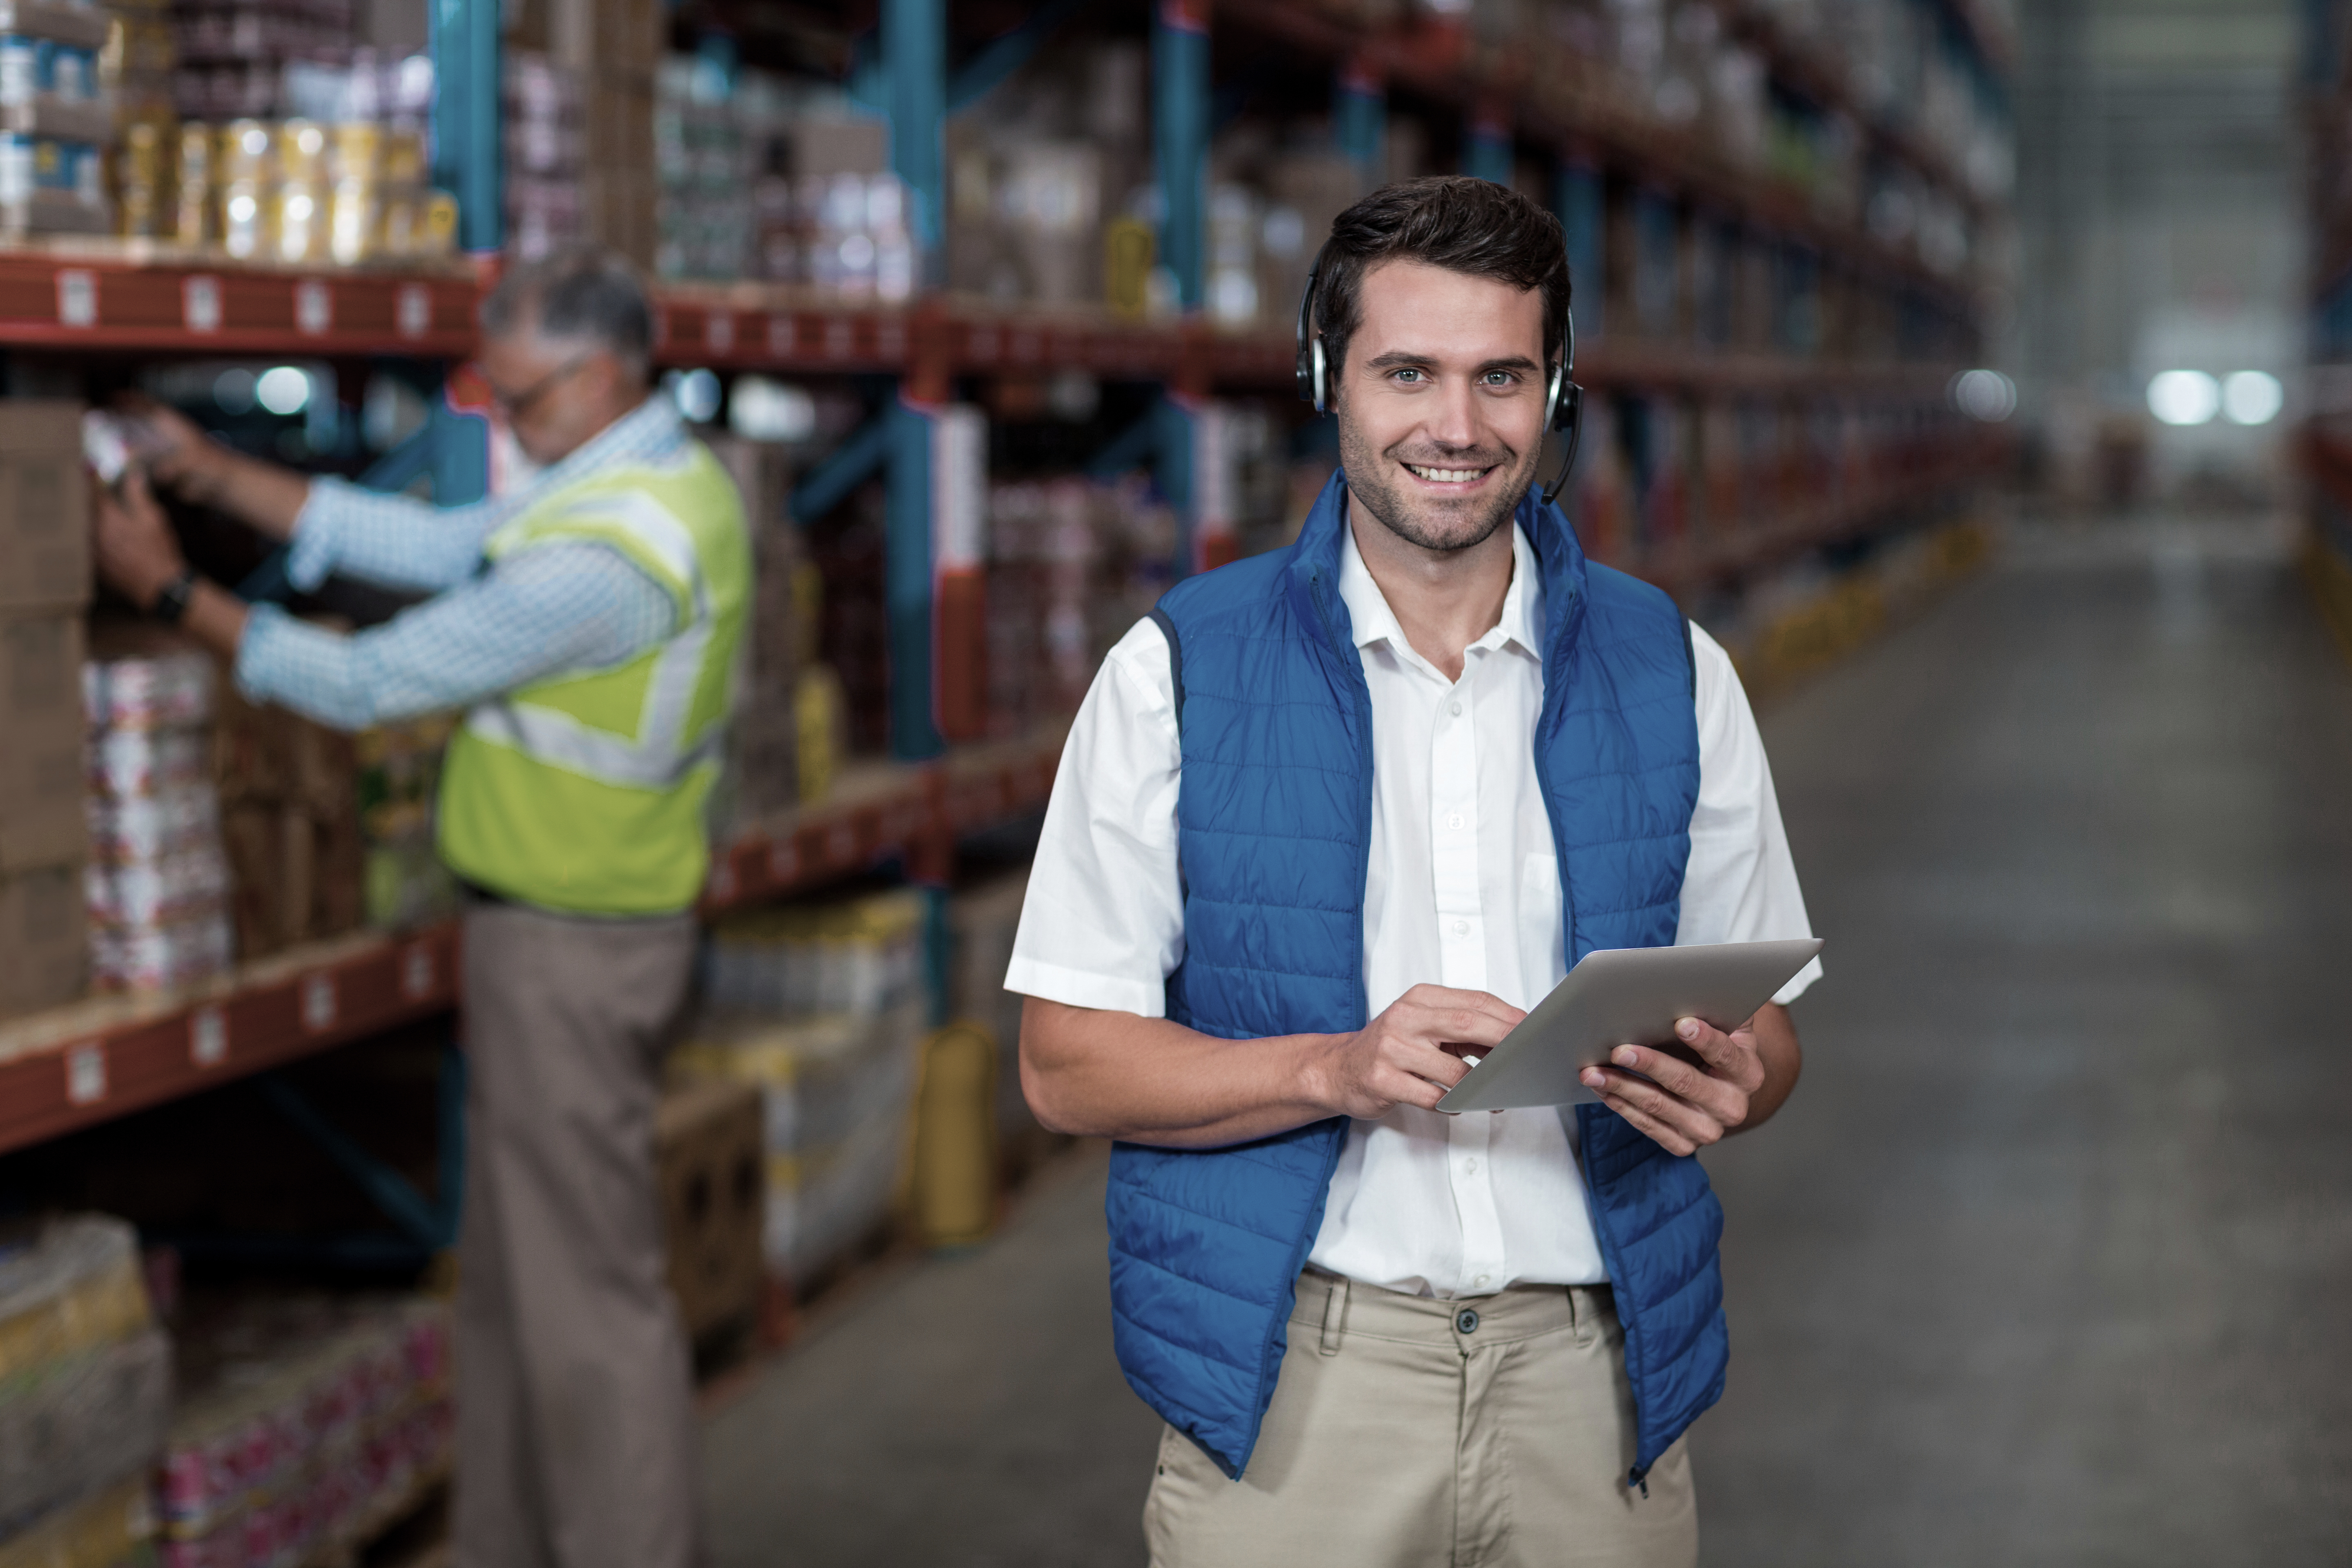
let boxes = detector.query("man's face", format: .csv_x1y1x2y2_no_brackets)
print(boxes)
477,325,634,468
1334,260,1552,554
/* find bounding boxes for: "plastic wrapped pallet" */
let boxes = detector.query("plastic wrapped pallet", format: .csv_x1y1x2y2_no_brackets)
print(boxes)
670,1001,924,1284
157,1293,450,1568
0,1215,171,1555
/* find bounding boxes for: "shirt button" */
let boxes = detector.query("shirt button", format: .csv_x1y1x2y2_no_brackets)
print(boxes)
1462,1157,1479,1174
1446,813,1464,831
1474,1274,1491,1288
1449,701,1463,717
1452,919,1469,935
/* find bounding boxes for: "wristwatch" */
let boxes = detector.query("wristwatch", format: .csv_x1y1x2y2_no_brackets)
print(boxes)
151,567,198,624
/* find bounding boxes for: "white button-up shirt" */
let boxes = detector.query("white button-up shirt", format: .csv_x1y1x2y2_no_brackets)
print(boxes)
1007,517,1821,1298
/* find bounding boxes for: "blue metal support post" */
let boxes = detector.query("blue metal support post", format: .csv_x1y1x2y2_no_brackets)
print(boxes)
430,0,501,255
1463,114,1513,186
884,0,947,762
1333,60,1386,186
1154,0,1209,578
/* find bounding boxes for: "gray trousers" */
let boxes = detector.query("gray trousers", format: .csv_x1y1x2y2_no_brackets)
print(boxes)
452,900,700,1568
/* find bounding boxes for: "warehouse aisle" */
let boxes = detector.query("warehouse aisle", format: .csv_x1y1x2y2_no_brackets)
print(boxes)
1692,512,2352,1565
699,512,2352,1567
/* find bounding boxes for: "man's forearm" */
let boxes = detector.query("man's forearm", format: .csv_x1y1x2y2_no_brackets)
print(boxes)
1731,1002,1801,1133
1020,998,1340,1149
176,447,312,540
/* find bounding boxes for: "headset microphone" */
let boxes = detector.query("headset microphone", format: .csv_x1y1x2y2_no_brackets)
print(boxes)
1295,241,1587,508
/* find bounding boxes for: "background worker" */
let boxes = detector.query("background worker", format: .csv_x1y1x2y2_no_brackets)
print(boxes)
1012,178,1821,1566
88,247,748,1568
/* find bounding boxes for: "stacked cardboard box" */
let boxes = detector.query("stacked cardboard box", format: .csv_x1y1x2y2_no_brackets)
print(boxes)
354,716,454,932
82,625,234,994
654,1078,765,1342
0,403,91,1021
214,679,363,962
0,1215,172,1562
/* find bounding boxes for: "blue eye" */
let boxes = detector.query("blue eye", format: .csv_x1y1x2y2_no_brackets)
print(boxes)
1394,368,1423,383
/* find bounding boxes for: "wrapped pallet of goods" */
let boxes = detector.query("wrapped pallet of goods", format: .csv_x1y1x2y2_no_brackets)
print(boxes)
678,889,928,1287
0,1215,173,1568
0,403,93,1021
947,869,1047,1178
156,1294,451,1568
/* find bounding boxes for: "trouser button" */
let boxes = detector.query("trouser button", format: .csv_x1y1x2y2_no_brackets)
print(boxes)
1455,1308,1479,1334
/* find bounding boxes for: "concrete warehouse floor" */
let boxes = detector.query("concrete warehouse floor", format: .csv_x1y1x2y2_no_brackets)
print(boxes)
699,513,2352,1567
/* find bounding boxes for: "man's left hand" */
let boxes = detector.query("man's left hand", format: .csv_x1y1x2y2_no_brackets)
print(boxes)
1580,1014,1767,1156
92,470,187,611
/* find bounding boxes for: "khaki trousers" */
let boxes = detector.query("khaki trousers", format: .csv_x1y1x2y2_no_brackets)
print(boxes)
1145,1270,1698,1568
452,901,700,1568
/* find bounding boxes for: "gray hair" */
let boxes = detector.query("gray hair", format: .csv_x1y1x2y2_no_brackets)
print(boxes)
479,246,654,375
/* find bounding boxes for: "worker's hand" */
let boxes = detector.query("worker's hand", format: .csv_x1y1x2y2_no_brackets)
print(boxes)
112,395,228,503
92,469,187,612
1306,984,1524,1119
1581,1014,1767,1156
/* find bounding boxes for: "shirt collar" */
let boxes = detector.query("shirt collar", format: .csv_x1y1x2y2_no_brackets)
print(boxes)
528,394,688,490
1335,501,1546,662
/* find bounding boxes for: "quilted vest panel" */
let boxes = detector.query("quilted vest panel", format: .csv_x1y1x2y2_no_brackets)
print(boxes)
1106,472,1721,1485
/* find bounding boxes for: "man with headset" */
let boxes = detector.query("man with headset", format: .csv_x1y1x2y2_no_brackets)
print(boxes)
1011,176,1822,1564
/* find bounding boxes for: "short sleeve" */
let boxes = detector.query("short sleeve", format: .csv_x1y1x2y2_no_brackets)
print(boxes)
1677,624,1823,1005
1004,618,1188,1018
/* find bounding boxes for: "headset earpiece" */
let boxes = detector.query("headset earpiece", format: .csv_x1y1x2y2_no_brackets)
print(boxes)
1295,242,1330,412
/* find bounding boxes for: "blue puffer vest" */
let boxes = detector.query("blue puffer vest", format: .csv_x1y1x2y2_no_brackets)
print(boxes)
1106,472,1725,1489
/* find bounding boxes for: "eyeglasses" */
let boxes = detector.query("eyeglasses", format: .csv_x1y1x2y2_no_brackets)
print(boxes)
478,354,591,421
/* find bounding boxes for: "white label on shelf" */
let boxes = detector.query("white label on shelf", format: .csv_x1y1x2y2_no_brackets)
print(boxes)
931,404,988,571
396,283,432,339
824,318,853,359
706,311,734,354
190,1005,227,1067
767,843,798,882
65,1042,105,1105
766,315,793,356
301,973,336,1031
183,275,222,334
55,269,95,328
294,279,332,336
401,945,434,1001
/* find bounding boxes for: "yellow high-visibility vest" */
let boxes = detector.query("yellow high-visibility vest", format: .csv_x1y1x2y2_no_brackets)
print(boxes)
437,441,750,915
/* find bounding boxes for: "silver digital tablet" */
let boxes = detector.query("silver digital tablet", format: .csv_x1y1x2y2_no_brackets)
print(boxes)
1434,938,1824,1113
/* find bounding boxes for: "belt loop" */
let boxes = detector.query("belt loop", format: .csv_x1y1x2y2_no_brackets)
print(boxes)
1318,1275,1350,1356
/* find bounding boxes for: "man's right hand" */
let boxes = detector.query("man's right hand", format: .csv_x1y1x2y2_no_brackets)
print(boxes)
1305,984,1526,1119
114,396,228,502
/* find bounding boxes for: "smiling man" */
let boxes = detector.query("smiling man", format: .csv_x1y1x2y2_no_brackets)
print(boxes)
89,247,746,1568
1011,178,1822,1566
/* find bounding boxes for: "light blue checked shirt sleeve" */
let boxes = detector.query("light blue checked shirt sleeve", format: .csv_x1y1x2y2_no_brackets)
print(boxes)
236,543,680,730
281,395,692,596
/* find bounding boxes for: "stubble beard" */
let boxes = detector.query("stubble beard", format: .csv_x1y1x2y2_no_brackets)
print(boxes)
1336,405,1535,555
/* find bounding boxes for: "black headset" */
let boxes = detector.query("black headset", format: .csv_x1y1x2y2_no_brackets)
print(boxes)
1294,241,1586,506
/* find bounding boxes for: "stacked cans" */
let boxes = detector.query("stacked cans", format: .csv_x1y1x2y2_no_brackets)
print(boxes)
0,0,116,235
82,646,234,994
157,1294,452,1568
504,51,584,262
170,113,451,263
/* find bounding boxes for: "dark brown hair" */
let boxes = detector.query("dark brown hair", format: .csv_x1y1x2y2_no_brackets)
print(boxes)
1313,176,1571,385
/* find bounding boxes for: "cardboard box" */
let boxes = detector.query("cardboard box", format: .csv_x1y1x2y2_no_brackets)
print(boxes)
0,862,87,1017
0,402,89,613
0,612,87,872
655,1078,766,1341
